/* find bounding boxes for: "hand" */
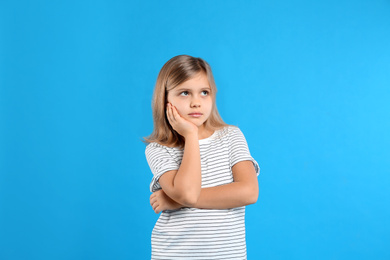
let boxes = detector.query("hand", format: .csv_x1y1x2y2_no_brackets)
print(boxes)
166,103,198,139
150,189,182,214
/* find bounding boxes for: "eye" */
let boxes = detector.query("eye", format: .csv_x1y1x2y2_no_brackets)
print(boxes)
201,90,209,96
180,91,189,96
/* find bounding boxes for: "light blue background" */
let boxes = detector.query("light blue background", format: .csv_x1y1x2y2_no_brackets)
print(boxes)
1,0,389,259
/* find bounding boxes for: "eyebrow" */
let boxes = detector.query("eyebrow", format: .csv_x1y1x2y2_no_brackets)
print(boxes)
175,87,211,92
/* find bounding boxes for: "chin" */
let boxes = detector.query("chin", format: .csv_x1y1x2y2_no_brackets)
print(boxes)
191,122,203,127
190,120,205,127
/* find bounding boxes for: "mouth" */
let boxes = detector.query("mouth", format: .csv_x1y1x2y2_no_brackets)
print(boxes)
188,113,203,118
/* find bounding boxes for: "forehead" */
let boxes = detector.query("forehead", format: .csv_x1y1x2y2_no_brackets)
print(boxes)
174,72,210,91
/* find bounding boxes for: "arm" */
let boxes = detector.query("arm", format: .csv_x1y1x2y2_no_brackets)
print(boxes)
151,160,258,213
158,134,201,207
194,160,258,209
157,103,202,207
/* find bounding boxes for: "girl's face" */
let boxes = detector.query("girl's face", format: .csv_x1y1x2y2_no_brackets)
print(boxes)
166,72,213,131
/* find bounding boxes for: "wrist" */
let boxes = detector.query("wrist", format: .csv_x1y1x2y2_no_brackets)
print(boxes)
184,132,198,141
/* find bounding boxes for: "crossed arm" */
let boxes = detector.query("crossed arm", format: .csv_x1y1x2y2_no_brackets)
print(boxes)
150,160,258,213
150,102,259,213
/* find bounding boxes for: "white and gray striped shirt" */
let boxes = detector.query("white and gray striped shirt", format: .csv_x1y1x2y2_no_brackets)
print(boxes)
145,126,260,260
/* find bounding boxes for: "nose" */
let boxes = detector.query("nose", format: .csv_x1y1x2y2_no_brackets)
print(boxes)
190,96,201,108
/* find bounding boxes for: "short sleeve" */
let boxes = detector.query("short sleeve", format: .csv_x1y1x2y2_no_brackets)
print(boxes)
145,143,180,192
229,127,260,176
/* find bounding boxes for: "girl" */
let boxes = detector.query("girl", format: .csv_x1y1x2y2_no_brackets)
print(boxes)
144,55,260,260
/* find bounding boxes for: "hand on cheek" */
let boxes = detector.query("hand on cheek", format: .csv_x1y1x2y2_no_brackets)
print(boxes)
166,102,198,138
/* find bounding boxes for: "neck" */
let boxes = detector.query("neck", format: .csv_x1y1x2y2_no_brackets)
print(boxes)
198,124,213,140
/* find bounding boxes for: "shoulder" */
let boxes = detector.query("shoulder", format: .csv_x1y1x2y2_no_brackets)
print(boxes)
223,126,250,147
145,142,181,158
145,142,167,152
145,142,163,149
221,125,244,137
209,126,246,146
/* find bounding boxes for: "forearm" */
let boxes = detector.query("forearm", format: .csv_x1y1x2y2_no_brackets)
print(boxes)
171,134,202,205
165,182,258,210
160,160,258,210
193,182,258,209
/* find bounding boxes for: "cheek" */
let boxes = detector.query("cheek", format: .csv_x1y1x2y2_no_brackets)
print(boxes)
175,106,185,115
169,101,185,114
166,95,177,107
206,100,213,111
169,99,179,109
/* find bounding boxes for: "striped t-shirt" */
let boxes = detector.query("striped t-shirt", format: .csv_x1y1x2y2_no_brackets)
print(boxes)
145,125,260,260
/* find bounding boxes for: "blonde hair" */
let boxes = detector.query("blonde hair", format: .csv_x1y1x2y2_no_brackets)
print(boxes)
143,55,230,148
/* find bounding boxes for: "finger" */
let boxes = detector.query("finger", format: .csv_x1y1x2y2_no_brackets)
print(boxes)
166,104,171,122
169,104,176,121
150,197,157,206
167,104,175,123
153,203,160,214
171,105,180,120
150,196,157,205
151,200,158,210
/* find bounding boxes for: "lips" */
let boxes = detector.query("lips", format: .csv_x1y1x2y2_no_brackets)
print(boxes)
188,113,203,118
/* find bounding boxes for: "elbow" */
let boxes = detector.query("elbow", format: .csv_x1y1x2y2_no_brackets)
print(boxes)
248,192,258,205
176,188,200,207
245,186,259,205
181,195,199,207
